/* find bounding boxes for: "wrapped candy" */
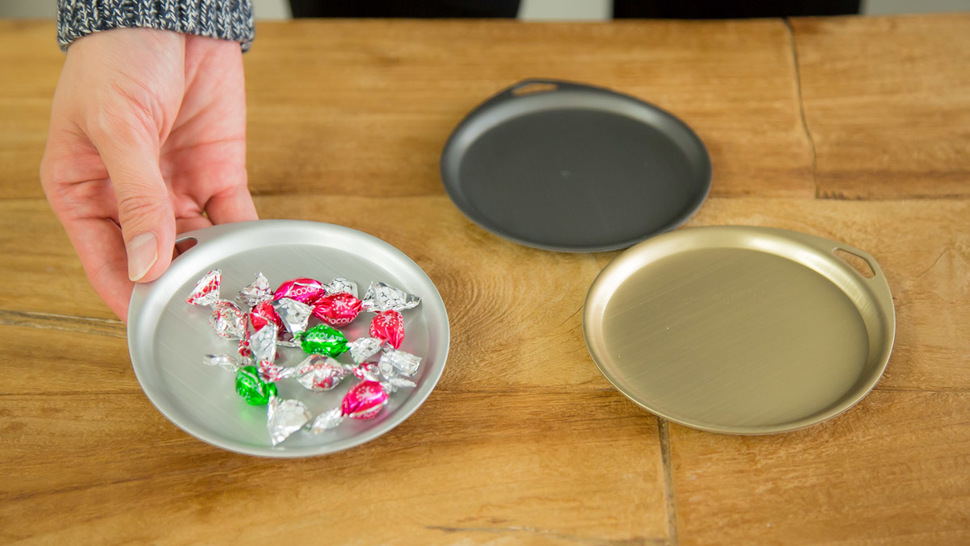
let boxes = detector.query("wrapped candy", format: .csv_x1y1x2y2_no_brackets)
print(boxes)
237,314,252,358
250,301,281,332
294,355,349,391
259,361,302,383
273,278,326,304
250,325,277,364
272,298,313,338
239,272,272,308
267,397,311,446
348,337,383,364
311,292,363,327
323,278,358,298
209,300,246,339
300,324,348,357
186,269,222,307
369,310,405,349
350,362,381,383
378,348,421,377
235,366,278,405
361,281,420,313
203,354,242,373
189,270,427,446
251,325,298,382
308,380,389,433
343,381,390,419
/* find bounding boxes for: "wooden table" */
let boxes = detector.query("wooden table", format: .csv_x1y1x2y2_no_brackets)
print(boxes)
2,14,969,544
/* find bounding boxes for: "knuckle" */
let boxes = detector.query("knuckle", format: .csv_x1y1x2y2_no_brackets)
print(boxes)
116,190,167,222
88,80,160,141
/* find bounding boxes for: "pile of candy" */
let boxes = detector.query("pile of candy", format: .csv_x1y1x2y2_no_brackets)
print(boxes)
186,270,422,446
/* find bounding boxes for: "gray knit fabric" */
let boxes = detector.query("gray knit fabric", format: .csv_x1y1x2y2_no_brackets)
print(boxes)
57,0,255,52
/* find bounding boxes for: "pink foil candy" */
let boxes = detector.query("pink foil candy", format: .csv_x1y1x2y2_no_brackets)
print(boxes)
312,292,363,327
342,381,389,420
273,278,326,304
186,269,222,307
369,310,405,349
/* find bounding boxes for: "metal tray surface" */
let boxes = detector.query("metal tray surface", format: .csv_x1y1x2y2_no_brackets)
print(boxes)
128,220,450,457
583,226,895,434
441,79,712,252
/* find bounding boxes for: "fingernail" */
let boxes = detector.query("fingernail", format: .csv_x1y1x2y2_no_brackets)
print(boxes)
127,232,158,281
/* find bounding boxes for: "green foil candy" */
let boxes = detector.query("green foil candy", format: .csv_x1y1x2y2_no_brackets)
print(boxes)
235,365,278,405
300,324,349,357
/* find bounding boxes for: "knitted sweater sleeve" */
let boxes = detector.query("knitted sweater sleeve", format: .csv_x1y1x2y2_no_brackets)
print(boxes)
57,0,255,52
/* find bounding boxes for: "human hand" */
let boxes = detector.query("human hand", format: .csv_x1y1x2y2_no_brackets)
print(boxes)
41,28,258,322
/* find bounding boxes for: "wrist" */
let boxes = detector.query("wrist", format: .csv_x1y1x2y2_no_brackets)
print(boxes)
57,0,254,52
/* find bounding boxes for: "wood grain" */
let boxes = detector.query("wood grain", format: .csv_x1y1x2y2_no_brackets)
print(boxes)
0,21,62,200
0,335,668,544
792,14,970,199
245,19,813,200
668,390,970,545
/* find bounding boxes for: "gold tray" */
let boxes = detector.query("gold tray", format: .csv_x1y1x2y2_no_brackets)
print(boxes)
583,226,895,434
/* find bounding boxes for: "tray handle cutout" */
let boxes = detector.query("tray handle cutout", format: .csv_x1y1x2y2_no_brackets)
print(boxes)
834,248,876,279
510,81,559,96
173,236,198,260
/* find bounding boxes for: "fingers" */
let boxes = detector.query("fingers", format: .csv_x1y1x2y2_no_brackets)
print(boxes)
206,183,259,225
63,216,136,322
89,118,176,285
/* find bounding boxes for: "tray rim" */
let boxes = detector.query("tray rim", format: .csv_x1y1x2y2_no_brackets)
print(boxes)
582,225,896,435
127,220,450,457
440,78,713,253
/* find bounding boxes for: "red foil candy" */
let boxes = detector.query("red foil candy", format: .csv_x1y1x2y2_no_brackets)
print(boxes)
370,310,404,349
341,381,389,420
186,269,221,306
273,278,326,304
250,300,281,332
312,292,363,327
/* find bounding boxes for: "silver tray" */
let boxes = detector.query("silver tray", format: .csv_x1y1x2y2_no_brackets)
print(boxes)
127,220,450,457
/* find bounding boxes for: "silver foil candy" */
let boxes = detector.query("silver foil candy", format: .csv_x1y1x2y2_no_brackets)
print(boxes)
295,355,349,391
209,300,246,339
361,282,421,313
267,397,312,446
351,363,382,383
250,325,277,365
381,375,417,394
324,277,358,298
202,354,242,373
271,297,312,337
259,360,302,382
379,349,422,377
238,272,272,308
308,407,344,434
349,336,383,364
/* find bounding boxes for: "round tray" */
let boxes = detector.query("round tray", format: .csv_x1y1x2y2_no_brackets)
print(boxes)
583,226,895,434
127,220,450,457
440,79,712,252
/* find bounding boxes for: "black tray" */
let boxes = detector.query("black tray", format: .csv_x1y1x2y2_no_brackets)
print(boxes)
440,79,712,252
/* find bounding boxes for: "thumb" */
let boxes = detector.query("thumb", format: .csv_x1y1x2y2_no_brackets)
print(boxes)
92,122,176,283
